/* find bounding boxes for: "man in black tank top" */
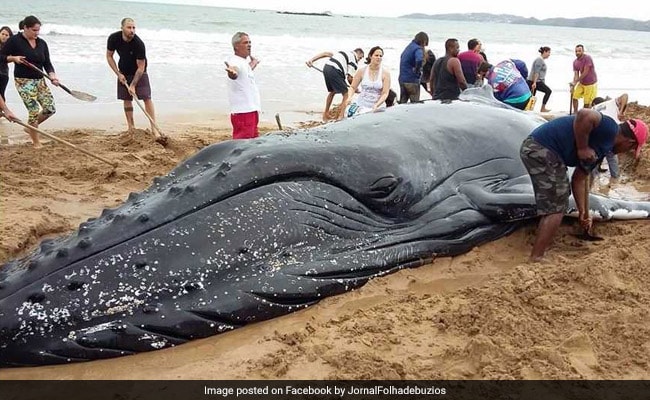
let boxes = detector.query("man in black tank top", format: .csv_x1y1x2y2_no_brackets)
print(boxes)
429,38,467,101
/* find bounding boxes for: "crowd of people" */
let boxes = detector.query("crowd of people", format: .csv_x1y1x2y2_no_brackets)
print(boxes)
0,19,616,143
224,31,650,263
301,34,604,119
1,20,649,263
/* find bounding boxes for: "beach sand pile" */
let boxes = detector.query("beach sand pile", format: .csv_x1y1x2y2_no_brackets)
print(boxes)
1,105,649,379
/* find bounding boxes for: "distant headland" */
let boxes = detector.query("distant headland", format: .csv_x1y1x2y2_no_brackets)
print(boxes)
400,13,650,32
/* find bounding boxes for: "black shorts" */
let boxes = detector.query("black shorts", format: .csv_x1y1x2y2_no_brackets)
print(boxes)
117,73,152,100
323,64,348,94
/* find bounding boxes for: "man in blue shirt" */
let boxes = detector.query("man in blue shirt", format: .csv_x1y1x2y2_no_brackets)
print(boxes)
398,32,428,104
520,109,648,261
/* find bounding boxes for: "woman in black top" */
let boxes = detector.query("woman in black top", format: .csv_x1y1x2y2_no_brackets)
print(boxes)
0,16,59,147
0,26,13,101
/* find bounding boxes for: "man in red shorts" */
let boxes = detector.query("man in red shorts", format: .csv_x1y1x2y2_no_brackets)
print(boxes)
225,32,261,139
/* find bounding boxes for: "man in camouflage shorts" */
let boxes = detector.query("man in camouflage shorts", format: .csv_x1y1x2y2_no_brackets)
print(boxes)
520,137,571,216
520,109,647,262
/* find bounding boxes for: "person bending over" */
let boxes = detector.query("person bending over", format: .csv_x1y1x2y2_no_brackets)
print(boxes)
307,48,364,121
520,109,647,261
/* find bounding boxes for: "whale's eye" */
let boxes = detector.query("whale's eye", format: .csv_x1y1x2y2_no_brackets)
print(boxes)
368,176,400,197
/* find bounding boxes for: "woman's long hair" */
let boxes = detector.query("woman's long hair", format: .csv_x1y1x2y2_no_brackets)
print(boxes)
365,46,384,64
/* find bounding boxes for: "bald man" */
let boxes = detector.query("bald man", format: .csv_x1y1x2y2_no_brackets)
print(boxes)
106,17,156,134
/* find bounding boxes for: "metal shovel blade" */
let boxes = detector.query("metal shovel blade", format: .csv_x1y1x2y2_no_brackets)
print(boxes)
68,89,97,102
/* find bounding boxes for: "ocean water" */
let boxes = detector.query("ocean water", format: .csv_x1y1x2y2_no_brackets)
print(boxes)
3,0,650,127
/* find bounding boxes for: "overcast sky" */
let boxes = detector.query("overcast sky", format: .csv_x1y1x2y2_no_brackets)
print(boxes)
123,0,650,21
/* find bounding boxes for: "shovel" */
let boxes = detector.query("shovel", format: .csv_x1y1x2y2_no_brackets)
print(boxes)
122,81,169,146
575,172,604,241
309,65,324,73
22,60,97,102
2,112,117,168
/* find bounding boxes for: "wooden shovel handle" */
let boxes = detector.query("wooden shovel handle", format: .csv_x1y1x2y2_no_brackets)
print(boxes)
5,114,117,168
22,60,80,98
581,172,599,238
22,60,60,87
122,81,165,139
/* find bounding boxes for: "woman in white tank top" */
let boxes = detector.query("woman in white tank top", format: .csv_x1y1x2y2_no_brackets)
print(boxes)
346,46,392,117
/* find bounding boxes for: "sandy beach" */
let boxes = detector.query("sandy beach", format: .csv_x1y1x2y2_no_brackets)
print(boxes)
1,103,650,380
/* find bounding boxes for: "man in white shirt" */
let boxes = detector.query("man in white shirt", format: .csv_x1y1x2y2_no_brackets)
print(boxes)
593,94,627,123
592,93,628,184
225,32,261,139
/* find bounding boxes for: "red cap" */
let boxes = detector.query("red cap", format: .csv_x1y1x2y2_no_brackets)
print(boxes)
628,119,648,158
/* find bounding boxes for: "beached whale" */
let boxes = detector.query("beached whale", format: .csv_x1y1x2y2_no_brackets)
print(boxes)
1,99,649,367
